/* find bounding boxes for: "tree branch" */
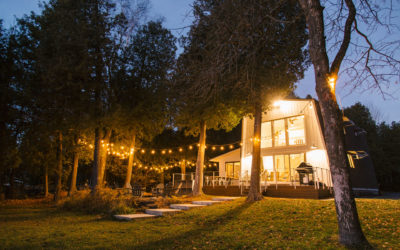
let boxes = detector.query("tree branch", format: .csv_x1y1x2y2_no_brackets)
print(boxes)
330,0,356,75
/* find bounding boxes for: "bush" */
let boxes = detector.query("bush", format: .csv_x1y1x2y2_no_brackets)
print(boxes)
61,188,137,215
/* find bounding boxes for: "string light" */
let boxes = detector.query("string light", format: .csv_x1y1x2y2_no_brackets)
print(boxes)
189,145,193,150
179,148,183,152
328,75,336,93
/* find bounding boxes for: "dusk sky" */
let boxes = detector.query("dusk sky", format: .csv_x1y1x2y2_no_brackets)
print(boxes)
1,0,399,123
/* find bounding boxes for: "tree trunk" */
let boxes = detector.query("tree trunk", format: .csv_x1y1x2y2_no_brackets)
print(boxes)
99,128,111,188
247,103,263,202
181,160,186,181
193,120,206,196
44,165,49,197
68,135,79,196
54,131,63,202
91,127,102,193
123,131,136,189
298,0,368,246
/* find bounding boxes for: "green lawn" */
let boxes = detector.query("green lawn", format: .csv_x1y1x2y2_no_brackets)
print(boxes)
0,198,398,249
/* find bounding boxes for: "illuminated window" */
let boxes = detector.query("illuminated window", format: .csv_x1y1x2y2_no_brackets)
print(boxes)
288,116,305,145
261,122,272,148
274,119,286,147
275,155,290,181
347,154,355,168
289,153,305,178
225,162,240,179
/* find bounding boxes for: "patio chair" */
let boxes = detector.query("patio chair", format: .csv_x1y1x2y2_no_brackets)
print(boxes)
131,184,143,197
151,183,164,197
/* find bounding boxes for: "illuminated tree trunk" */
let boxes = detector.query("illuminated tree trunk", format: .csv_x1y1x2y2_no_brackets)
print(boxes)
54,131,63,201
181,160,186,181
68,135,79,196
44,165,49,197
99,128,111,187
247,103,263,202
193,120,206,196
298,0,368,246
124,132,136,189
91,127,102,193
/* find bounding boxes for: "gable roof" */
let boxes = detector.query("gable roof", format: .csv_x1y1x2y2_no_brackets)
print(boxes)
210,148,240,162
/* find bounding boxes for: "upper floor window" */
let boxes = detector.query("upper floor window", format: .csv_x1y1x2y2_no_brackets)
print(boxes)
274,119,286,147
261,122,272,148
261,115,305,148
288,116,305,145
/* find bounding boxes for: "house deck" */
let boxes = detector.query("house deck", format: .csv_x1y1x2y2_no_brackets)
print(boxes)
203,184,333,199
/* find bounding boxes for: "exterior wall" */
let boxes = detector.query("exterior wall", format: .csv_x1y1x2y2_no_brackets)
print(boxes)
211,149,241,178
241,100,330,184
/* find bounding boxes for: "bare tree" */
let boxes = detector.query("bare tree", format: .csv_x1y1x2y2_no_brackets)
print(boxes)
298,0,399,247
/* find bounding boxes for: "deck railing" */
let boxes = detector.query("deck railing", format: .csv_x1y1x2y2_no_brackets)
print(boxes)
172,167,333,193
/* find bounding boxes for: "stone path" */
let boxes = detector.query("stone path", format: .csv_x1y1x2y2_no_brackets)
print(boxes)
114,196,240,221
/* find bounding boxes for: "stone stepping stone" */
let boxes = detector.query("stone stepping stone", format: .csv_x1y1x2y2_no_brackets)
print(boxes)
114,214,156,221
212,197,240,201
192,200,223,206
145,208,182,216
170,204,206,210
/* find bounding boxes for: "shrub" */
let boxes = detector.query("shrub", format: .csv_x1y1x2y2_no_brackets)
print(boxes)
61,188,137,215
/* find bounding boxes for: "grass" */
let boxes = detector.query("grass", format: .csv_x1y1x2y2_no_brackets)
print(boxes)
0,197,398,249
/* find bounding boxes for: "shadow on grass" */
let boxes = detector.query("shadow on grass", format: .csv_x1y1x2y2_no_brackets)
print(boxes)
133,201,253,249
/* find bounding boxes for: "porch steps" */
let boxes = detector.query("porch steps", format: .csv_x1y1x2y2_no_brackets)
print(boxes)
114,196,239,221
212,197,240,201
114,214,157,221
145,208,183,216
192,200,223,206
170,204,206,210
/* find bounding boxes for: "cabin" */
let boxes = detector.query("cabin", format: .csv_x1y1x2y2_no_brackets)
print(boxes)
206,99,379,198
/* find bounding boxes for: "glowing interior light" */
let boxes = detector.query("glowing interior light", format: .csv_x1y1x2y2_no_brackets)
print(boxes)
151,150,155,154
189,145,193,150
179,148,183,152
168,149,172,154
229,145,234,149
141,149,145,153
273,100,282,107
220,146,224,150
162,150,166,154
273,100,290,112
212,146,216,150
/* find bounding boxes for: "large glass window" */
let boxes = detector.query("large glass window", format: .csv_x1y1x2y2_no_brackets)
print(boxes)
273,119,286,147
288,116,305,145
275,155,290,182
261,122,272,148
262,156,274,181
289,153,305,179
225,162,240,179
